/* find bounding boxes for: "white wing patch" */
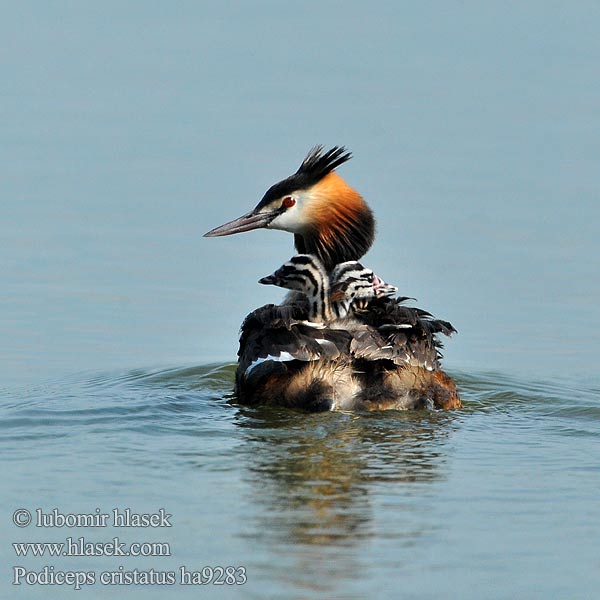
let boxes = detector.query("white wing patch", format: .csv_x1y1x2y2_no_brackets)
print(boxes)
245,351,297,377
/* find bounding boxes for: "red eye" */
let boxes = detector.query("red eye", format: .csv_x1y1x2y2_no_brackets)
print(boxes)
282,196,296,209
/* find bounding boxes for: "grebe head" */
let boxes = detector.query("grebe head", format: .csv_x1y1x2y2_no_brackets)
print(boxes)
204,146,376,271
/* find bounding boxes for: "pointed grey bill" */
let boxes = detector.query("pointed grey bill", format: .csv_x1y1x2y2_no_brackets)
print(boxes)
204,209,275,237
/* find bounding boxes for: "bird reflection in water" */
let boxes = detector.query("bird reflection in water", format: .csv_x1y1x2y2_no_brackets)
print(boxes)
235,406,457,546
233,406,458,594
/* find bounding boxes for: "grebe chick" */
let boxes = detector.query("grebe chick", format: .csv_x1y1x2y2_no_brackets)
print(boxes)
258,254,396,323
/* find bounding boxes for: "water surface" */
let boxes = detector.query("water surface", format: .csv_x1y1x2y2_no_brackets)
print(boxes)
2,366,599,598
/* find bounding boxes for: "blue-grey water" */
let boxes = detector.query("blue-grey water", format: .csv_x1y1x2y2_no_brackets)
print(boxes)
2,3,599,599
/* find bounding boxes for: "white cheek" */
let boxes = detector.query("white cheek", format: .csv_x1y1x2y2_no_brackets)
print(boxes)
267,194,312,233
267,206,303,232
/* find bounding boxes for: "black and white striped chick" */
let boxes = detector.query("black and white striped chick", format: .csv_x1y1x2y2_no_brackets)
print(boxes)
257,254,395,323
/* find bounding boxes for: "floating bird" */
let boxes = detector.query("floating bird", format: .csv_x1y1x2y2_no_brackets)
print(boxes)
205,146,461,410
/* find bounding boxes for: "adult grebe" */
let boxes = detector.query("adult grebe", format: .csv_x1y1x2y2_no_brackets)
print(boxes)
205,147,461,410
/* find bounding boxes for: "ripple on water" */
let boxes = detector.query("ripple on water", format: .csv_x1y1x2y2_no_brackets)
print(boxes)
1,364,598,442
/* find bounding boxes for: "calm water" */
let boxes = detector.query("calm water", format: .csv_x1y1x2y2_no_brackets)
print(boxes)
2,3,599,599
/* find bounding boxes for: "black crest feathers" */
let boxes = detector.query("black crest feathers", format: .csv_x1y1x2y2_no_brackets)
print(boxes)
296,146,352,187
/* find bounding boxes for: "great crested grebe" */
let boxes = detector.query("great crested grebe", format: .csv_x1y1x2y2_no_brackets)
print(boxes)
205,146,461,410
